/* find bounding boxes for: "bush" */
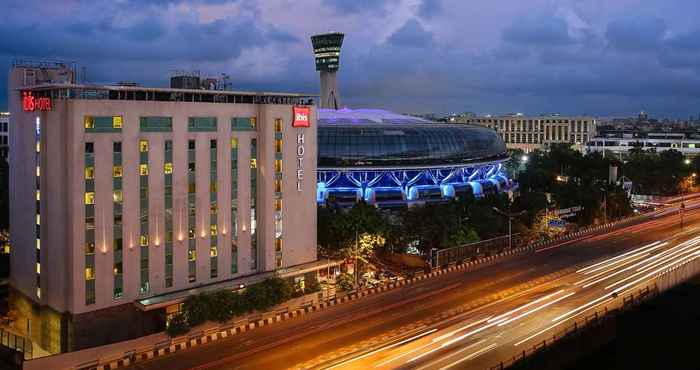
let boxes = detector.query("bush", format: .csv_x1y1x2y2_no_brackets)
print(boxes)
244,277,293,312
210,290,236,323
182,293,211,327
166,313,190,337
336,273,354,292
305,278,321,293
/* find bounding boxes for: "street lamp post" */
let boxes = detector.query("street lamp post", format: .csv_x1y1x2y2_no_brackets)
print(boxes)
493,205,526,250
600,188,607,224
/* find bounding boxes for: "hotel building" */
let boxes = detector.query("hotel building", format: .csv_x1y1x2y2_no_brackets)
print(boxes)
8,61,320,352
466,115,597,152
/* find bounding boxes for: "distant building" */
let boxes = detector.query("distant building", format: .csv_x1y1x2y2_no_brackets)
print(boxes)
0,112,8,162
466,115,597,152
586,130,700,156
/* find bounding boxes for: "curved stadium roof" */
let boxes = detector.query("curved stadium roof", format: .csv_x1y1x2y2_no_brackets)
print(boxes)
318,108,508,168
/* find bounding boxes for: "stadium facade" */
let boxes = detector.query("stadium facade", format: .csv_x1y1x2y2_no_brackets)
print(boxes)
316,108,510,206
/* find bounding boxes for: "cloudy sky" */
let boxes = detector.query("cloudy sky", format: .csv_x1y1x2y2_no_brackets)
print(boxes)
2,0,700,117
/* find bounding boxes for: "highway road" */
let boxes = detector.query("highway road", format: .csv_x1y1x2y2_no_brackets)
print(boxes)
130,201,700,370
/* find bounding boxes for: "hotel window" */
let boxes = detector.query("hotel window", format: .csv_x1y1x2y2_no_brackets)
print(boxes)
85,141,96,304
85,116,122,133
188,117,218,132
140,116,173,132
231,137,238,274
210,139,218,278
165,140,174,287
250,138,257,271
139,139,149,294
274,118,283,268
112,141,124,299
112,116,123,129
188,139,196,282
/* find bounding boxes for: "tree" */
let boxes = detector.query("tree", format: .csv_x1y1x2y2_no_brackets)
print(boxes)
182,293,211,327
166,313,190,337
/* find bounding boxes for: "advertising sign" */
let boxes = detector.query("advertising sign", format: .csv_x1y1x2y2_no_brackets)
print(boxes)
292,106,310,128
22,91,52,112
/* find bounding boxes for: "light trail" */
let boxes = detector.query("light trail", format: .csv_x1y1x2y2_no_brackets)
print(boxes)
437,343,498,370
439,319,507,348
550,294,611,323
411,340,488,370
432,317,492,342
487,290,564,323
611,254,700,294
514,297,613,346
497,292,576,327
325,328,437,369
576,241,661,274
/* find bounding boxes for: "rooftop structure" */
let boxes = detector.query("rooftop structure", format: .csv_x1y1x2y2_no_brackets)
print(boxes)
311,33,344,110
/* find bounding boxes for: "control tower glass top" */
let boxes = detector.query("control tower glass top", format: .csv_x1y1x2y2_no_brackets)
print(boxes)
311,33,344,72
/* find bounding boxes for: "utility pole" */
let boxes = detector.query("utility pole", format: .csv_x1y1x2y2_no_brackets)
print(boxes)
493,205,526,250
600,188,607,224
354,228,359,287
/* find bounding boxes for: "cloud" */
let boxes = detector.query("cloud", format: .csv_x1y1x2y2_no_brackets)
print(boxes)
322,0,396,14
386,19,433,48
418,0,441,19
605,16,667,51
502,15,574,46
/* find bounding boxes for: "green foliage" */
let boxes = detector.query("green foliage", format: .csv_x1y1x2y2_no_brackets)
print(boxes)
336,273,354,292
165,313,190,337
171,277,299,336
625,149,691,195
182,293,211,327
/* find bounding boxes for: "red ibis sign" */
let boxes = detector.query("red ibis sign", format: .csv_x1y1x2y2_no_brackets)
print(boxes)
292,106,310,128
22,91,52,112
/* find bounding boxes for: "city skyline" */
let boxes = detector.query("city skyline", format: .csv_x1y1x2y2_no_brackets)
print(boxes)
0,0,699,117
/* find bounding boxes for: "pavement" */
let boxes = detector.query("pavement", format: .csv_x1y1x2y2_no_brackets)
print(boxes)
129,201,700,370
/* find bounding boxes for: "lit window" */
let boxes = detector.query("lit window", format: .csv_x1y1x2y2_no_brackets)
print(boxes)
250,159,257,169
275,139,282,153
250,117,257,129
139,164,149,176
140,235,149,246
36,239,40,250
210,246,218,257
36,166,40,177
85,267,95,280
139,139,149,152
36,288,41,299
36,142,40,152
275,199,282,212
85,166,95,179
275,119,282,132
36,214,40,225
275,238,282,252
275,179,282,193
275,159,282,172
164,162,173,174
188,249,196,261
231,137,238,149
210,224,217,236
113,190,123,203
84,116,94,129
36,262,41,274
36,190,40,201
113,166,123,177
84,192,95,205
112,116,123,129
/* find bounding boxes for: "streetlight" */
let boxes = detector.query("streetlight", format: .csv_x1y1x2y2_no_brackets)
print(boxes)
521,155,529,163
493,205,526,250
600,188,607,224
685,158,691,165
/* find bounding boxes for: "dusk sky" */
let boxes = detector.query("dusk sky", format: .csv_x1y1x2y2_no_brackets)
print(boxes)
2,0,700,117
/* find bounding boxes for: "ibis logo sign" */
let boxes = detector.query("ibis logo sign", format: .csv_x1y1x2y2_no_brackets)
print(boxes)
292,106,310,128
22,91,52,112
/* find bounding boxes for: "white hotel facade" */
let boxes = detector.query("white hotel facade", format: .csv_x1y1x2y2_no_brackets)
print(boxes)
8,61,322,352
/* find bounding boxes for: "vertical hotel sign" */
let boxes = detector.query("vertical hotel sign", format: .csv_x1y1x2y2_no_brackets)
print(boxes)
22,91,52,112
292,106,310,192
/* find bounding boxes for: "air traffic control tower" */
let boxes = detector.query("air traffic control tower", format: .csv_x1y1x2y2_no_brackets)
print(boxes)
311,33,344,109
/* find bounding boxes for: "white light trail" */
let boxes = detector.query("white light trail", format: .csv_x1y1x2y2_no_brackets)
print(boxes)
327,328,437,369
550,294,611,323
487,290,564,323
576,241,661,274
514,297,613,346
497,292,576,327
437,343,498,370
